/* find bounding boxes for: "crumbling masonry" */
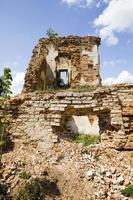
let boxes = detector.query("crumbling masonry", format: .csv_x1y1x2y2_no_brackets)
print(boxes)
0,36,133,151
23,36,101,92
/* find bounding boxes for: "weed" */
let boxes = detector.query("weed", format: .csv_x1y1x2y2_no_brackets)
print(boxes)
129,152,133,158
14,180,43,200
19,171,31,180
0,140,6,148
120,184,133,197
71,134,100,146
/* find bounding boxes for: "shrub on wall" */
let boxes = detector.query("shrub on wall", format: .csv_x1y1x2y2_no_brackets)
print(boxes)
46,28,59,38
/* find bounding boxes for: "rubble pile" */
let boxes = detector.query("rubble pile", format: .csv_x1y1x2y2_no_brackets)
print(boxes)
1,139,133,199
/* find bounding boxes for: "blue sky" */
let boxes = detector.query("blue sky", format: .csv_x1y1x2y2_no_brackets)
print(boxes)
0,0,133,94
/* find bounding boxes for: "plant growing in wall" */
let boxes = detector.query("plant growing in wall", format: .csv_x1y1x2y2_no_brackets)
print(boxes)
46,28,59,38
0,67,12,167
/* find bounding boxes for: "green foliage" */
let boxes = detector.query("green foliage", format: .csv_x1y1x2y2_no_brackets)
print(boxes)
0,67,13,166
0,182,7,197
14,177,60,200
1,67,13,97
46,28,59,38
120,184,133,197
19,171,31,180
0,182,11,199
129,152,133,157
14,180,43,200
0,140,6,148
71,134,100,146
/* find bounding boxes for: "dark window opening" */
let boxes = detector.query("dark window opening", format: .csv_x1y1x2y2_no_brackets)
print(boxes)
88,64,93,69
58,70,69,88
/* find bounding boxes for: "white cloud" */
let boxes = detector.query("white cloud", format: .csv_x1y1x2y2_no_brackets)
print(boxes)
103,59,127,67
11,72,25,95
61,0,109,7
62,0,80,6
102,70,133,85
103,60,116,67
62,0,95,7
94,0,133,45
103,0,110,3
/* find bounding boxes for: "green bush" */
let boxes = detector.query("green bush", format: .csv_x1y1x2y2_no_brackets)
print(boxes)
0,140,6,148
46,28,59,38
19,171,31,180
129,152,133,157
0,133,14,153
14,180,43,200
71,134,100,146
0,182,7,197
120,184,133,197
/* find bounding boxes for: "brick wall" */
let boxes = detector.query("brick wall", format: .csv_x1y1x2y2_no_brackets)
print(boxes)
0,85,132,152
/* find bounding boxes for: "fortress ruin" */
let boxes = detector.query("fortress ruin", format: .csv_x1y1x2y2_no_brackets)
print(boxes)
0,36,133,152
0,35,133,199
23,36,101,93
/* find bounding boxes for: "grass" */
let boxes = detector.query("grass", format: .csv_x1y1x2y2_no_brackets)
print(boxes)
71,134,100,146
0,182,7,197
14,180,43,200
129,152,133,158
120,184,133,197
14,178,60,200
0,140,6,148
19,170,31,180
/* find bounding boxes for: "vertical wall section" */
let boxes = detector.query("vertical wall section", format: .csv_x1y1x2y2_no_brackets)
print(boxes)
23,36,101,93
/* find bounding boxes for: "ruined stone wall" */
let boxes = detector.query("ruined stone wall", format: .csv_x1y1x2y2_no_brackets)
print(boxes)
23,36,101,93
1,85,132,152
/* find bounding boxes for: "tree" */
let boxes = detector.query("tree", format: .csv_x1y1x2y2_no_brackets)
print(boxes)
46,28,59,38
0,67,12,167
0,78,4,96
1,67,13,97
